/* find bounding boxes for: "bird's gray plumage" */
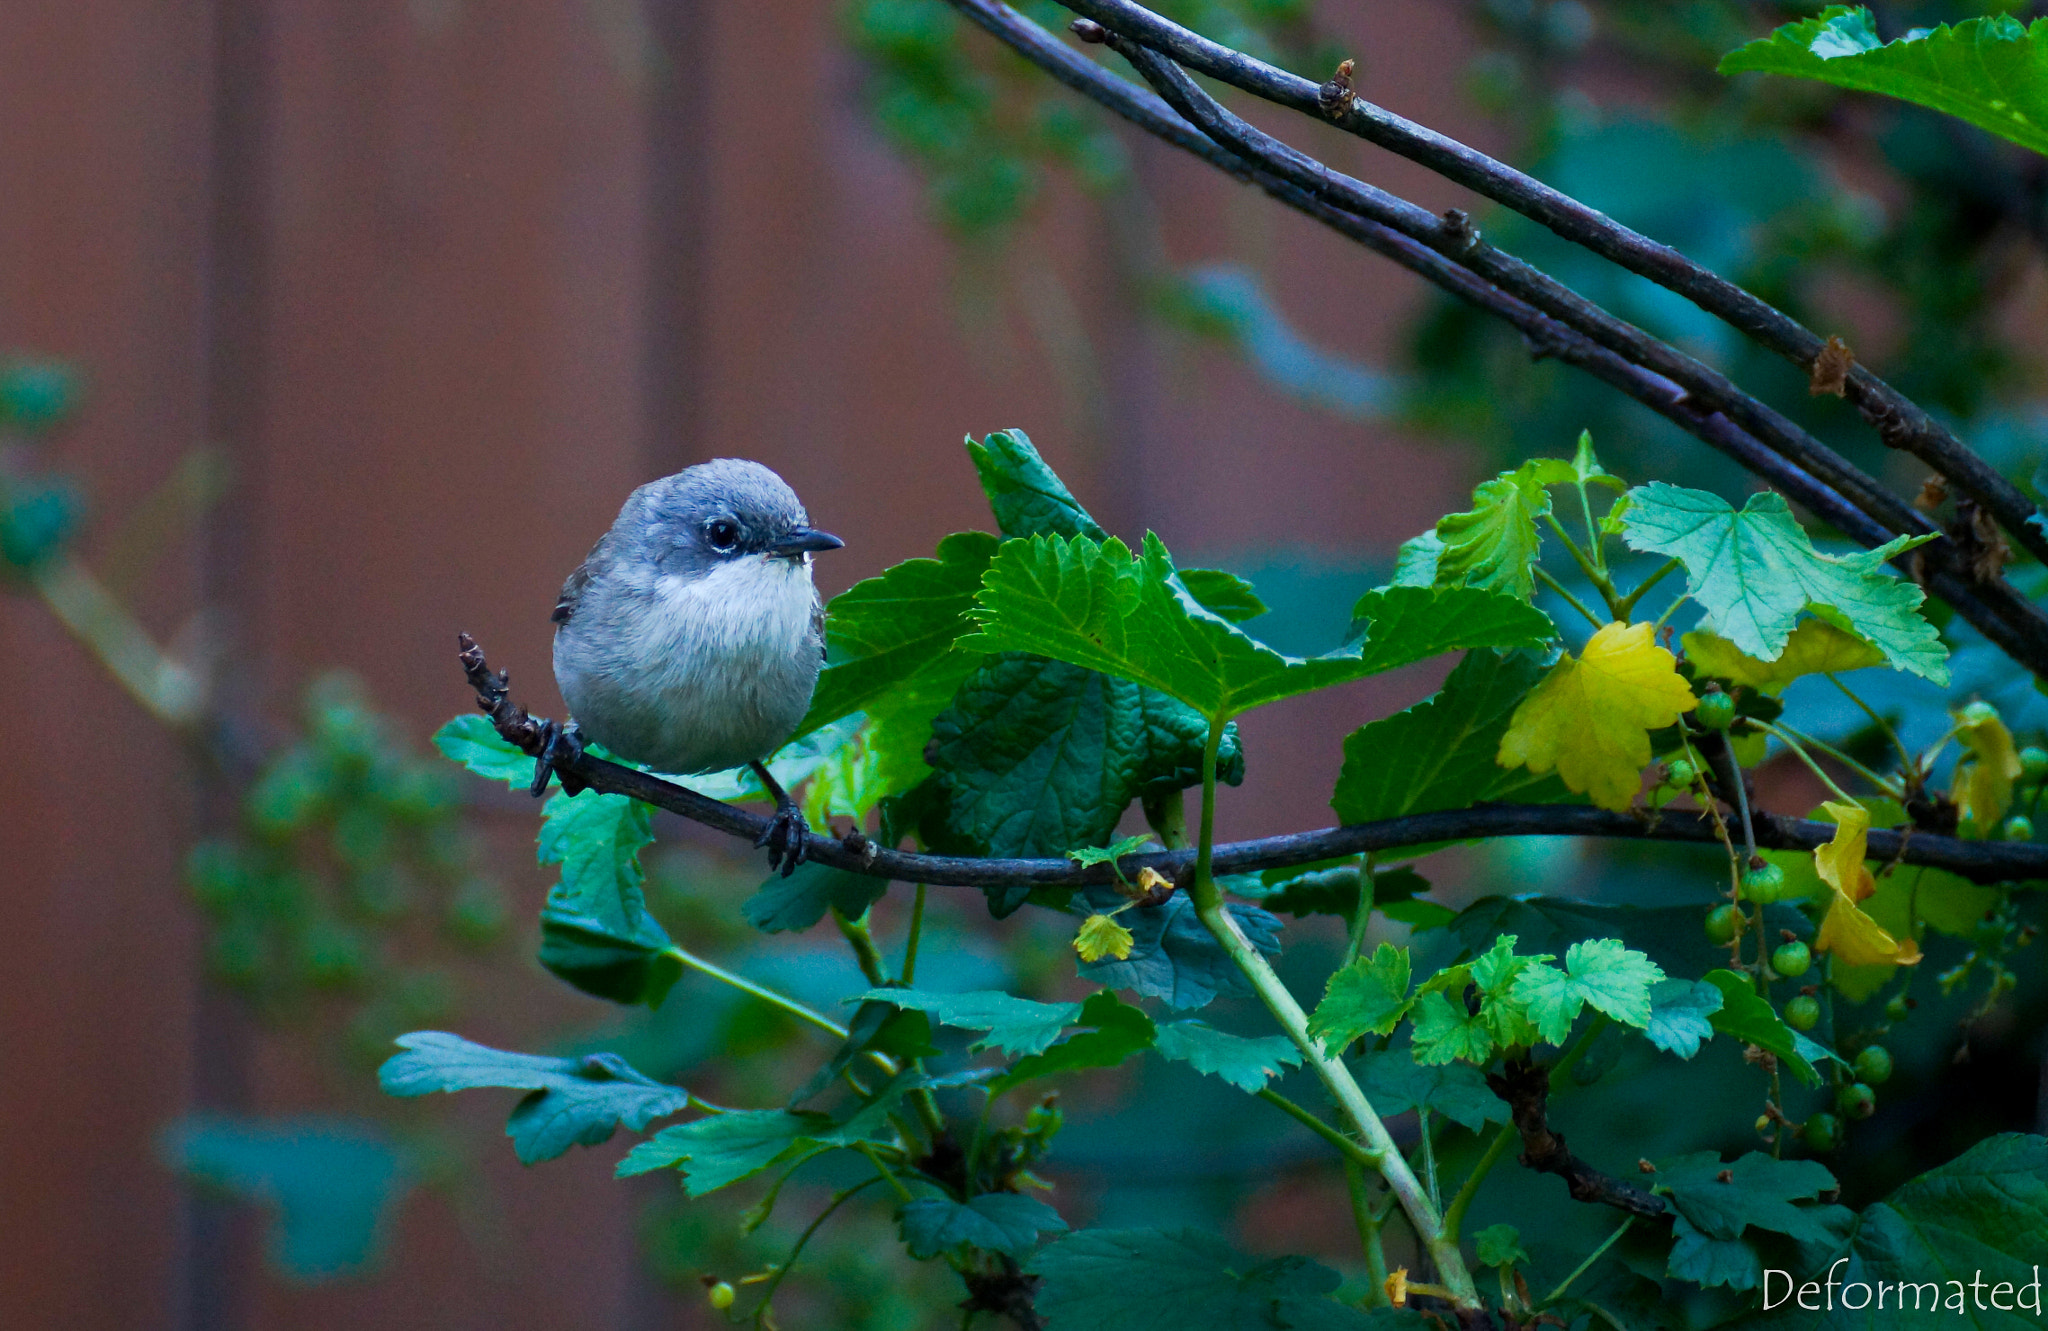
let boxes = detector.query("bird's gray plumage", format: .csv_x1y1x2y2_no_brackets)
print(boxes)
551,458,838,777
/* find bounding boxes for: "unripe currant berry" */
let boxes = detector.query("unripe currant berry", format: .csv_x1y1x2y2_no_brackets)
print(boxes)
1772,941,1812,978
1884,995,1911,1022
2004,815,2035,842
1853,1046,1894,1085
1784,995,1821,1031
706,1281,736,1312
2023,746,2048,783
1837,1082,1878,1119
1696,690,1737,731
1666,758,1698,787
1803,1112,1841,1152
1705,903,1741,944
1754,1114,1773,1137
1962,701,2000,728
1741,861,1786,904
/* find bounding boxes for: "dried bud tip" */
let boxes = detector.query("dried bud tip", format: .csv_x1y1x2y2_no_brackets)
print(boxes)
1637,1158,1656,1173
1070,18,1107,42
1809,335,1854,397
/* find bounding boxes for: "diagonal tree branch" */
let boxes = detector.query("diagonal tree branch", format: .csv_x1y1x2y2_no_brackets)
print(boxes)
459,636,2048,888
940,0,2048,679
1056,0,2048,567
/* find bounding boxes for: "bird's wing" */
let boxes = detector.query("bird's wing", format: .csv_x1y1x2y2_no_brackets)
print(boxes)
551,535,608,626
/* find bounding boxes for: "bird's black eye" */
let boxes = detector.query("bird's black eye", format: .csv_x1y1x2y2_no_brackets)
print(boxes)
705,519,740,552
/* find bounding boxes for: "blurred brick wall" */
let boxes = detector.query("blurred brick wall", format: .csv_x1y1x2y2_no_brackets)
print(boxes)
0,1,1491,1327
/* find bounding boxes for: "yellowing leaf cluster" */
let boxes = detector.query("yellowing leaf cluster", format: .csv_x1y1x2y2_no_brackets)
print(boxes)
1497,621,1697,810
1952,708,2022,834
1811,801,1921,969
1681,619,1884,694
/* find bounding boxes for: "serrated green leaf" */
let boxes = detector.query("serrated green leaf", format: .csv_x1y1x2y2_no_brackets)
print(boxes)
1656,1151,1848,1291
854,987,1082,1057
1031,1228,1384,1331
1410,991,1494,1065
921,654,1242,868
617,1110,823,1195
741,861,890,934
432,714,537,789
1353,1048,1508,1133
1075,893,1282,1010
1432,459,1569,600
378,1032,688,1165
1701,970,1817,1085
898,1193,1068,1259
1470,935,1545,1049
962,532,1554,722
534,791,678,1007
1178,568,1267,622
1511,939,1666,1044
1333,649,1569,842
1619,483,1946,683
989,991,1156,1097
1068,833,1158,874
1475,1223,1530,1268
1644,978,1724,1060
967,429,1106,541
1390,530,1443,587
1153,1021,1303,1092
1720,7,2048,159
1308,944,1414,1051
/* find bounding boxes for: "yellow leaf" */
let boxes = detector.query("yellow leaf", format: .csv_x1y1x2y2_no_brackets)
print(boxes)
1682,620,1884,694
1812,801,1920,969
1384,1268,1409,1308
1074,914,1134,963
1497,621,1697,810
1952,708,2021,833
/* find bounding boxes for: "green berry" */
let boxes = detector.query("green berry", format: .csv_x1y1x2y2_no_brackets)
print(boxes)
2023,747,2048,783
2004,815,2035,842
1754,1114,1773,1137
1772,941,1812,978
1666,758,1698,787
1705,903,1742,944
707,1281,736,1311
1961,701,2000,728
1741,861,1786,904
1837,1082,1878,1120
1884,995,1911,1022
1696,691,1737,731
1803,1113,1841,1152
1853,1045,1894,1085
1784,995,1821,1031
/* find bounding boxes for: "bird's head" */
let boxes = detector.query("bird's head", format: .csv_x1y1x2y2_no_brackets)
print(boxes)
633,458,843,577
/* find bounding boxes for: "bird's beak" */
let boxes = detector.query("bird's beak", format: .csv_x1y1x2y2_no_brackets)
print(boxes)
768,527,845,559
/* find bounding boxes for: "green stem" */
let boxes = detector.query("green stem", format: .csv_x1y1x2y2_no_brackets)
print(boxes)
749,1176,887,1319
901,883,928,986
856,1141,917,1205
1418,1107,1441,1214
1827,674,1915,778
1533,566,1607,631
1542,513,1622,618
835,906,892,987
1189,717,1480,1308
33,556,207,729
1765,721,1899,800
1651,592,1691,633
1540,1217,1633,1308
669,945,852,1041
1756,723,1862,804
1345,1158,1391,1307
1549,1013,1612,1082
1256,1088,1380,1169
1341,853,1375,970
1440,1123,1516,1241
1575,478,1605,574
1615,557,1682,618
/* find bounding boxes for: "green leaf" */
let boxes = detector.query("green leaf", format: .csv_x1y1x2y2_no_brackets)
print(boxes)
1644,978,1724,1060
1308,944,1414,1051
1655,1151,1848,1291
962,532,1553,721
854,987,1082,1057
1067,832,1158,875
921,654,1243,865
1732,1134,2048,1325
741,861,889,934
1409,991,1494,1065
789,1000,937,1107
534,791,679,1007
1431,459,1572,600
1353,1048,1508,1133
1076,893,1282,1010
1511,939,1666,1044
616,1110,822,1195
898,1193,1068,1259
1390,530,1443,587
967,429,1107,541
1032,1228,1383,1331
1475,1223,1530,1268
432,714,536,789
1701,970,1818,1086
1153,1021,1304,1092
798,530,999,737
378,1032,689,1165
1619,483,1947,684
990,991,1157,1097
1178,568,1268,622
1720,8,2048,160
1332,649,1567,839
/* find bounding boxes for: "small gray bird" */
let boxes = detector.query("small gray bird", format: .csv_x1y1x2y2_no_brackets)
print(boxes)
538,458,844,874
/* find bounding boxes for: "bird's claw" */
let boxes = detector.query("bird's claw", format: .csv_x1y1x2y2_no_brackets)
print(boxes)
755,804,810,877
531,720,587,798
